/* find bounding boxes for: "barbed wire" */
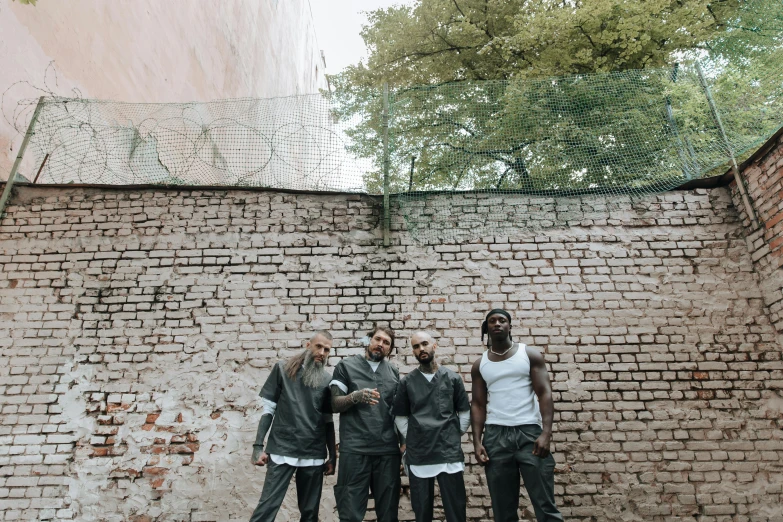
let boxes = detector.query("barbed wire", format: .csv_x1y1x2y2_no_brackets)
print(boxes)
2,61,82,136
12,93,367,192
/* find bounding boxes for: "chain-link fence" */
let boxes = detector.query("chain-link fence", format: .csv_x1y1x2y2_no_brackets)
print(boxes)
5,1,783,241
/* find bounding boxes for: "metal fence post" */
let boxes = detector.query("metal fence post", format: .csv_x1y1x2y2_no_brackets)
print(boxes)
665,64,694,180
382,83,391,246
695,63,760,229
0,96,45,220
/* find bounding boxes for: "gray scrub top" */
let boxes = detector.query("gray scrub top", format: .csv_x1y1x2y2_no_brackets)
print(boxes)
331,354,400,455
260,360,333,460
392,367,470,466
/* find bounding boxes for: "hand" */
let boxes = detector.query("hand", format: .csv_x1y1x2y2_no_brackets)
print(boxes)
475,444,489,465
324,459,336,476
399,444,406,454
532,432,551,458
350,388,380,406
254,451,269,466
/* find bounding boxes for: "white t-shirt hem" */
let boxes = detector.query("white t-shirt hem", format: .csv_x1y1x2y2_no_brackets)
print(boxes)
410,462,464,478
269,454,326,467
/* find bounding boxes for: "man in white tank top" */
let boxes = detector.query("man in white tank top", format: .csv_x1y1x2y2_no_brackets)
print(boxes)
471,309,563,521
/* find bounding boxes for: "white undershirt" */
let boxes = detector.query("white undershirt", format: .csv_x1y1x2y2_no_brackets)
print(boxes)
261,399,326,467
480,345,542,427
269,454,325,467
395,372,470,478
408,461,465,478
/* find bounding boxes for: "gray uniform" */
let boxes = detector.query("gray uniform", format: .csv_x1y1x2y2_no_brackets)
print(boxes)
249,361,332,522
331,354,401,522
392,367,470,522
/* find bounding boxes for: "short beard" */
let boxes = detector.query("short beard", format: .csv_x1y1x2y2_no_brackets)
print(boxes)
301,351,327,389
417,354,437,373
367,349,384,362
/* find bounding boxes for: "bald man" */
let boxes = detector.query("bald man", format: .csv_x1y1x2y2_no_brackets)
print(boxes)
392,332,470,522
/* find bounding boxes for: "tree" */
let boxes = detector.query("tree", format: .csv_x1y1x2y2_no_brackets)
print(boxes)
331,0,783,193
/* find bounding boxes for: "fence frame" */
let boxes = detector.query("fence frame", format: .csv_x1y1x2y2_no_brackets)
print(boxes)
382,83,391,246
0,96,45,219
695,63,760,229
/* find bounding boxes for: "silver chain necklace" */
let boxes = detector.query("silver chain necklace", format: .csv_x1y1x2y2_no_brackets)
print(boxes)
490,342,515,357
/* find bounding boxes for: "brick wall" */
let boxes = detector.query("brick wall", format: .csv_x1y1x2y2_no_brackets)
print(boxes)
732,130,783,338
1,184,782,521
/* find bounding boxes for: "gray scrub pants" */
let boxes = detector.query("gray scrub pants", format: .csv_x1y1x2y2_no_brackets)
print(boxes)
409,470,466,522
249,460,324,522
483,424,563,522
335,451,401,522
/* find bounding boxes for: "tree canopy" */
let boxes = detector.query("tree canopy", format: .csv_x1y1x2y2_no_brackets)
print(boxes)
331,0,783,194
350,0,745,85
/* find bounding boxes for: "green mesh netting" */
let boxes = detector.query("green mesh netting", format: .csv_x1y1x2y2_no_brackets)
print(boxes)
390,58,783,240
387,0,783,241
11,0,783,242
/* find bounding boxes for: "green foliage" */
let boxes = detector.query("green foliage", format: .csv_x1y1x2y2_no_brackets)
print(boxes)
332,0,783,194
352,0,733,85
12,0,37,5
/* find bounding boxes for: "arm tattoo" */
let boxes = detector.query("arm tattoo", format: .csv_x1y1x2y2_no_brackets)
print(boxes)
331,385,355,413
331,385,376,413
251,413,273,462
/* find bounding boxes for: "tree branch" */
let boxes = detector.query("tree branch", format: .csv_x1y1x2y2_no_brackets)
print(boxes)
577,25,598,49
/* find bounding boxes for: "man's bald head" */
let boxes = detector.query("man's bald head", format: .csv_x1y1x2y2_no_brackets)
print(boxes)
311,330,333,342
410,331,437,364
410,331,434,345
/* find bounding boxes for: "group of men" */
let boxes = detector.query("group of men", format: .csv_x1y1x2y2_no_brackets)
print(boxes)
249,310,563,522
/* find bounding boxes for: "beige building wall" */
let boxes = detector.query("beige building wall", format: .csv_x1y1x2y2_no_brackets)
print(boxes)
0,0,327,180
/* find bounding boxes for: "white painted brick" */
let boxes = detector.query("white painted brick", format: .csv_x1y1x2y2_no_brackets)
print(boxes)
1,182,782,522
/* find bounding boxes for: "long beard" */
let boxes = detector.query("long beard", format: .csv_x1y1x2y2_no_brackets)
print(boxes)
301,351,327,389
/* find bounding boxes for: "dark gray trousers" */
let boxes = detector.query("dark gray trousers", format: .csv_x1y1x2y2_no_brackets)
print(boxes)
409,470,466,522
335,452,401,522
249,460,324,522
483,424,563,522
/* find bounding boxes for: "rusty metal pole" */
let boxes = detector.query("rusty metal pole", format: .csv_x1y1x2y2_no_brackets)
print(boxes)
695,63,760,229
409,156,415,192
33,153,50,184
382,83,391,246
0,96,46,220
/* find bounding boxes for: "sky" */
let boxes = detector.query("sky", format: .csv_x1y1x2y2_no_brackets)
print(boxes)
309,0,413,75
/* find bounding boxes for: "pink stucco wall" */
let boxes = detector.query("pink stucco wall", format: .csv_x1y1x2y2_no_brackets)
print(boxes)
0,0,327,180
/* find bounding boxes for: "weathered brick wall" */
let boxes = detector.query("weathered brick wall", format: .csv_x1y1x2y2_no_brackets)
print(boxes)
1,184,782,522
732,131,783,337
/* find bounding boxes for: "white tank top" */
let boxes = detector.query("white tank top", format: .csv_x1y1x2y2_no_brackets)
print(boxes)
480,344,542,427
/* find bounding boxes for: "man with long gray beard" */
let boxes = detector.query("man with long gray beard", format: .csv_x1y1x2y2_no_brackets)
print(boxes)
249,331,337,522
330,325,402,522
393,331,470,522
